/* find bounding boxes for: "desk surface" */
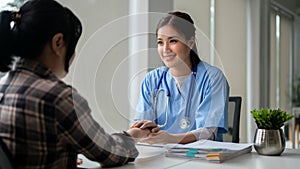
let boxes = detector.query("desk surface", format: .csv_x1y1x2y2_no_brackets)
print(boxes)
78,145,300,169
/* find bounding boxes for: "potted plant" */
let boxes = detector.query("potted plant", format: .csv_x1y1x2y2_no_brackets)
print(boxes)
251,108,293,156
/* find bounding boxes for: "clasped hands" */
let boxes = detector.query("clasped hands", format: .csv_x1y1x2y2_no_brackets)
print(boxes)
126,120,171,144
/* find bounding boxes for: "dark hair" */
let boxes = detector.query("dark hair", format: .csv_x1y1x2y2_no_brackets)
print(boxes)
0,0,82,72
156,11,200,68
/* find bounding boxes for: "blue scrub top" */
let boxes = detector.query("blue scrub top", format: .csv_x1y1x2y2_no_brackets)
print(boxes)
134,61,229,141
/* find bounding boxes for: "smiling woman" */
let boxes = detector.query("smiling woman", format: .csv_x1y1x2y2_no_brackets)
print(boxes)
133,11,230,144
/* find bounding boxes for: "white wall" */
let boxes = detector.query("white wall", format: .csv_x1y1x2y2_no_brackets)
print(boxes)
58,0,131,133
216,0,248,142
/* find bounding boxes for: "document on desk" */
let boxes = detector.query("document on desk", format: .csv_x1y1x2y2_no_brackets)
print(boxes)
164,140,253,163
137,142,165,147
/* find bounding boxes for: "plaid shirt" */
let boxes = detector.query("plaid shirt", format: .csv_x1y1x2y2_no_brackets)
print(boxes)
0,59,138,169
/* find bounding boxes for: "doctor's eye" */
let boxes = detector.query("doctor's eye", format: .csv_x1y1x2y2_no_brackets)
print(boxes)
157,41,163,46
169,39,178,44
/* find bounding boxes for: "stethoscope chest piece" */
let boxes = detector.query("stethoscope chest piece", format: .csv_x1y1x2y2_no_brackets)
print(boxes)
179,118,190,129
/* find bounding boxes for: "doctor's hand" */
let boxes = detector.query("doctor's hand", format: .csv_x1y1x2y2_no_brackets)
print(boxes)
139,130,179,144
126,127,151,142
131,120,160,133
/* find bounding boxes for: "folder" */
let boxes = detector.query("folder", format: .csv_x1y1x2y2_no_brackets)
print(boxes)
164,140,252,163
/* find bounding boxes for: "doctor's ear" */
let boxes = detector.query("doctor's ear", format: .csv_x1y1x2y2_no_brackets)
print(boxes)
187,37,195,49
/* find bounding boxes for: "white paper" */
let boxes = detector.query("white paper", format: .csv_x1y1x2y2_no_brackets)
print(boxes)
164,140,253,151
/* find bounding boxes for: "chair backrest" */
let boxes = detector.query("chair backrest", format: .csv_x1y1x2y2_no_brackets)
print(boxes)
223,96,242,143
0,138,15,169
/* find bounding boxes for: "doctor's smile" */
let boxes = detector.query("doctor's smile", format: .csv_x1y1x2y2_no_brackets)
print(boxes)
162,54,176,62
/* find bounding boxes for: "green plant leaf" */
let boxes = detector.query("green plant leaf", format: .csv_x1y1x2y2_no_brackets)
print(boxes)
250,108,293,129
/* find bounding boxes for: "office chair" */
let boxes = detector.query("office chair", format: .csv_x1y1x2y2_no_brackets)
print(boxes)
223,96,242,143
0,138,15,169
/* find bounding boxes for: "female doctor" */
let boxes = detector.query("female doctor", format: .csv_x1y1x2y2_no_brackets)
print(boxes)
132,11,230,144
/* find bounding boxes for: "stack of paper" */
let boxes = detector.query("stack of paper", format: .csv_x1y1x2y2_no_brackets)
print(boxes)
164,140,252,163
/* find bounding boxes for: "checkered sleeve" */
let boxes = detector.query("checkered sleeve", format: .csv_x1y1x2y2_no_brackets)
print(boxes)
55,87,138,167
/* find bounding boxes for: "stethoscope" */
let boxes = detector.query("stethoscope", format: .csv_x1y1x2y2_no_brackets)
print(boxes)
153,66,197,129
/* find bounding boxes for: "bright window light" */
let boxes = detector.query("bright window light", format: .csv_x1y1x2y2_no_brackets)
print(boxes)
0,0,14,9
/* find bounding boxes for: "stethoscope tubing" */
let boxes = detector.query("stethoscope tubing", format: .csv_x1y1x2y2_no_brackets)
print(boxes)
153,66,197,129
154,69,170,128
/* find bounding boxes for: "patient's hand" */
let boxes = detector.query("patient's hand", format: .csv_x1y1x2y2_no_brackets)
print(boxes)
126,127,151,140
131,120,160,133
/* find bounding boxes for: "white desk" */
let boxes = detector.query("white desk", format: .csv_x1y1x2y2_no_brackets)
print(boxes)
78,145,300,169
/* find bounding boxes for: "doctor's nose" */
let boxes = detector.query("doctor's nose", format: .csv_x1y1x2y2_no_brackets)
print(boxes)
163,42,171,52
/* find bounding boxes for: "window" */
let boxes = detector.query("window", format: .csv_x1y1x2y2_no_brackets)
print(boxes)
269,5,294,111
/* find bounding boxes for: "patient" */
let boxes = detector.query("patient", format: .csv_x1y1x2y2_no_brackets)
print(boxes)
0,0,153,168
